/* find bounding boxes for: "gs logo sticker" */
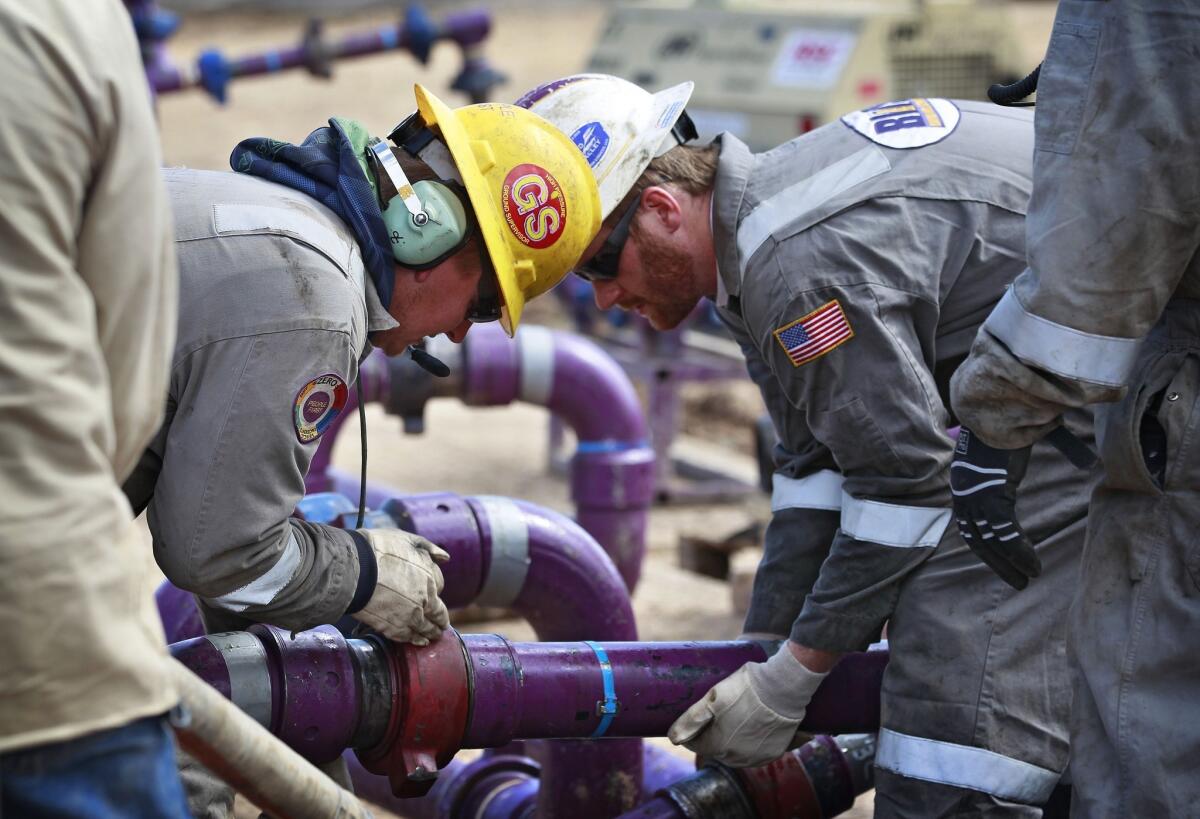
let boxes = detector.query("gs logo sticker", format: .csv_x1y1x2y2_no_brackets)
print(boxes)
501,164,567,249
293,373,348,444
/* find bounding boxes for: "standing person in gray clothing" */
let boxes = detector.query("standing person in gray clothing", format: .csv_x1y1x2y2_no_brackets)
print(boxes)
950,2,1200,816
523,74,1095,817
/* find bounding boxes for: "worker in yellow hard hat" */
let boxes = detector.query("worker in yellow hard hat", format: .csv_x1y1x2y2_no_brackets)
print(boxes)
122,85,599,817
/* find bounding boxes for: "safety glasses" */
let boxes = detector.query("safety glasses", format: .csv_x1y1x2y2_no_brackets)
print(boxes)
466,240,502,324
573,196,640,283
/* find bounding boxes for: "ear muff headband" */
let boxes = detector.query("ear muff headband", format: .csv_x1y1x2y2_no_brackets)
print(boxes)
367,137,471,268
382,179,472,269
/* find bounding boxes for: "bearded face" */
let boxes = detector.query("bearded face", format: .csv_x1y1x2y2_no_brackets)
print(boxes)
617,226,705,330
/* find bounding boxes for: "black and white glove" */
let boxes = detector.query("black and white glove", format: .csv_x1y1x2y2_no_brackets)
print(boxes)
950,428,1039,590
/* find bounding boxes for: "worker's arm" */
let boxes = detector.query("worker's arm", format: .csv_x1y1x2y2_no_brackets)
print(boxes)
764,280,950,657
147,326,368,632
951,3,1200,448
721,319,842,640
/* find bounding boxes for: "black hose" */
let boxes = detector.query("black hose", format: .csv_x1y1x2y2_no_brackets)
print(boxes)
988,63,1041,107
355,376,366,529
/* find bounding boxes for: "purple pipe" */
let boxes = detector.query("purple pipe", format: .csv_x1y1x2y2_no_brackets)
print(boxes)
461,637,886,744
169,625,373,763
156,579,204,645
383,493,638,643
386,492,644,817
313,326,656,589
462,638,762,744
148,9,492,95
461,324,655,590
348,744,692,819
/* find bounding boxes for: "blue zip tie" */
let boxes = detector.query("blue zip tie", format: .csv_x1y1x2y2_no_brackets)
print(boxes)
379,27,399,50
264,52,282,73
575,440,648,455
584,641,619,738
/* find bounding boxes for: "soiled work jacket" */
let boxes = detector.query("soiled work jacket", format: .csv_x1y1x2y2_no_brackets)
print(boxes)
124,169,398,632
713,101,1037,650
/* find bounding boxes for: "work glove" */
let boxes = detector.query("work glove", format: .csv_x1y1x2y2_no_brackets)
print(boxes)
950,427,1039,590
351,529,451,645
668,646,828,768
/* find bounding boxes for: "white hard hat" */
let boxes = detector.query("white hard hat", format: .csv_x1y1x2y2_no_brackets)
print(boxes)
515,74,696,218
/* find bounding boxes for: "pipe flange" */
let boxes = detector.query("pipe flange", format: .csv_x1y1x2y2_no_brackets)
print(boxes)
664,764,756,819
796,734,857,817
440,753,541,819
356,628,472,797
248,625,358,764
732,746,822,819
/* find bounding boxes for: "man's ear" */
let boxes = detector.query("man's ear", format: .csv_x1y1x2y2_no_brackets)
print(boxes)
641,186,683,232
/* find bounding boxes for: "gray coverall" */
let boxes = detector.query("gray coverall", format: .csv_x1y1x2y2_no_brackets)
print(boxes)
125,168,397,633
123,168,394,816
949,3,1200,816
713,101,1098,816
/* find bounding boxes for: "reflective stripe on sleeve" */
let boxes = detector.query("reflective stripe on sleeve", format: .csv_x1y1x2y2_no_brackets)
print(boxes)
875,728,1060,804
771,470,845,512
736,146,891,275
208,531,303,612
985,286,1142,388
840,493,950,548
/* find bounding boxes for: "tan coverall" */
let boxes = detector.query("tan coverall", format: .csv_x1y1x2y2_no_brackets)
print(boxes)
0,0,179,752
950,3,1200,816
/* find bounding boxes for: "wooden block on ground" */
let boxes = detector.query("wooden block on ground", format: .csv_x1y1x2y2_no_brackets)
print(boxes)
730,547,764,619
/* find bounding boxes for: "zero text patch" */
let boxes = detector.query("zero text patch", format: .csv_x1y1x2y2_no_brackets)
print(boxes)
773,300,854,367
294,373,348,444
841,98,961,150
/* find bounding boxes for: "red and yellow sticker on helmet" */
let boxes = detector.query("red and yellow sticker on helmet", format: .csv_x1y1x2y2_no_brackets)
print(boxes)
293,373,348,444
501,164,567,249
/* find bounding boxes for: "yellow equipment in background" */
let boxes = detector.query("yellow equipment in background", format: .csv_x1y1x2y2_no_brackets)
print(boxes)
587,0,1033,149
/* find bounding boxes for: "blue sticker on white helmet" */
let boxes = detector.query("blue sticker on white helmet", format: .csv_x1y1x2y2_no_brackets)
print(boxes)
571,121,610,167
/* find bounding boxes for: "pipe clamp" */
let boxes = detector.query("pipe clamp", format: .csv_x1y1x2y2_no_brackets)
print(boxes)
585,641,619,738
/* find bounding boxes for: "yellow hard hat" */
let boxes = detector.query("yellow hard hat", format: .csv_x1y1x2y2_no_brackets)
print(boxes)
413,85,601,335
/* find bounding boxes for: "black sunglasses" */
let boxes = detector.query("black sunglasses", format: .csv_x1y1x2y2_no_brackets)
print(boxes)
574,195,641,283
466,239,502,324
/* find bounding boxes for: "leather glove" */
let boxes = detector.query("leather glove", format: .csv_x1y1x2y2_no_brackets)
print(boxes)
351,529,451,645
950,427,1039,590
668,646,828,768
949,329,1067,450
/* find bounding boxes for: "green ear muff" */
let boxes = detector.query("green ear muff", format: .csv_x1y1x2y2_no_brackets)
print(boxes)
383,180,470,269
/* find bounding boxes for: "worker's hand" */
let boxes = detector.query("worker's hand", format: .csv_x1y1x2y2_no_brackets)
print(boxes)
668,646,828,768
351,529,451,645
949,329,1063,450
950,428,1040,590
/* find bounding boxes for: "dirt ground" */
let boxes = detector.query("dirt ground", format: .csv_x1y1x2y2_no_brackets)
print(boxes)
151,4,1055,816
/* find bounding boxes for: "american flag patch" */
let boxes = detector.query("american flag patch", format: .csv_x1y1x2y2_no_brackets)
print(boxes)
773,300,854,367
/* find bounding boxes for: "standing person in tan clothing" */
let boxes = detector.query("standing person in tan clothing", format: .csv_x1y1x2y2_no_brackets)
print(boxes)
0,0,189,815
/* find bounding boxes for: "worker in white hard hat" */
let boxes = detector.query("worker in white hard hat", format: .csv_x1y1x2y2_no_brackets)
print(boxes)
122,86,599,816
522,74,1097,816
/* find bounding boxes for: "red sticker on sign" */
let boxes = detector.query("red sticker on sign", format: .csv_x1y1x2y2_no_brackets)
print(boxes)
501,164,567,249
